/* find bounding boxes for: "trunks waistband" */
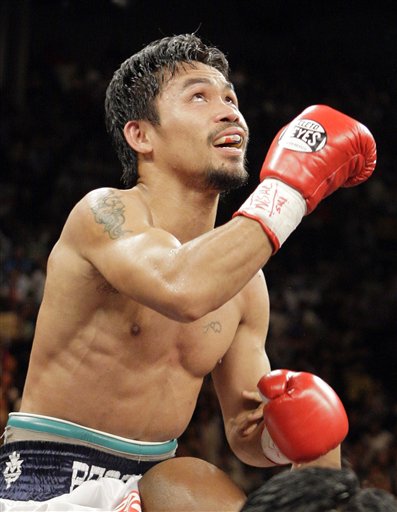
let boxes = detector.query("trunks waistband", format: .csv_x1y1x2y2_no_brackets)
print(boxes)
7,413,178,458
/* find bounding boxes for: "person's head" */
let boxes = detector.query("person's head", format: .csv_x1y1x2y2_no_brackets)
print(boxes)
139,456,246,511
240,467,397,512
105,33,249,190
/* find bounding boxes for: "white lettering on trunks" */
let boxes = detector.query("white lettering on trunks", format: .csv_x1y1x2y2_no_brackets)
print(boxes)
70,460,133,491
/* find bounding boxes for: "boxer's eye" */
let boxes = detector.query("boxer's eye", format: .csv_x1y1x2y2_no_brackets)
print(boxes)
192,92,206,102
225,95,237,106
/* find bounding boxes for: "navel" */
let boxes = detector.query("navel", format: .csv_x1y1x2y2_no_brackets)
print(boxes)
130,323,141,336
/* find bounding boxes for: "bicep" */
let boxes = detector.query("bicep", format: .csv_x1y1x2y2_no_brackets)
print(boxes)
85,226,184,312
212,328,270,421
63,190,186,317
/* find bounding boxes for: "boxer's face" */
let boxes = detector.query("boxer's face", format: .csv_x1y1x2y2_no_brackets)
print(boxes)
148,62,249,192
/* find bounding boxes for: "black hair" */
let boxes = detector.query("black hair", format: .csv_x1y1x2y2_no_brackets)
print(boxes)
343,487,397,512
241,467,397,512
105,33,230,187
241,467,358,512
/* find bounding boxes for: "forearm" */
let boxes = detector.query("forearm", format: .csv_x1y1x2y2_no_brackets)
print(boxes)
227,420,276,469
156,216,272,321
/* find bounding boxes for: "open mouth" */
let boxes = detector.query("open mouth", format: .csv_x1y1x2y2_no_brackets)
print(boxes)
213,133,244,149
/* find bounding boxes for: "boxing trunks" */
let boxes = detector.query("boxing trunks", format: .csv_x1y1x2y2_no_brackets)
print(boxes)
0,412,178,501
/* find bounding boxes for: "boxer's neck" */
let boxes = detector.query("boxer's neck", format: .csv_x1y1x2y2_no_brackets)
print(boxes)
134,180,219,242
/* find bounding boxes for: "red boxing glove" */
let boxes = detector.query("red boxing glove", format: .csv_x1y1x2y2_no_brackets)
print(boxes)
234,105,377,252
258,369,349,465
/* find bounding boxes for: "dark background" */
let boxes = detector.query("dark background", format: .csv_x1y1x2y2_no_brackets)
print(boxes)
1,0,397,495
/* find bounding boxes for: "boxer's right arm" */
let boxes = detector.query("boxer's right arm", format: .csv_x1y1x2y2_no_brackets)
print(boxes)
63,188,273,322
63,105,376,322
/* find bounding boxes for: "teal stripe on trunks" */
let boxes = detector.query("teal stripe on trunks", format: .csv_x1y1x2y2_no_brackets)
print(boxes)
7,413,178,456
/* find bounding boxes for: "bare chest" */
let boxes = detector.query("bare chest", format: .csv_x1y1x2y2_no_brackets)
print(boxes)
106,295,242,377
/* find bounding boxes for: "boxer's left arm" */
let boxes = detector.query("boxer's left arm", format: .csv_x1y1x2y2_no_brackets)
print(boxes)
211,270,343,469
211,269,275,467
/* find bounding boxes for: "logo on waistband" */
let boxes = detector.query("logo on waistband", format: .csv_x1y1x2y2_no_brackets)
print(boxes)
3,451,24,489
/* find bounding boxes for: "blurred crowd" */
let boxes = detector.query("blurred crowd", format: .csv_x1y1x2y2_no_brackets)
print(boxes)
1,30,397,496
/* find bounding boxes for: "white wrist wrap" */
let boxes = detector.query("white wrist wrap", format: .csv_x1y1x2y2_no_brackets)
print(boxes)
238,178,307,250
261,428,291,466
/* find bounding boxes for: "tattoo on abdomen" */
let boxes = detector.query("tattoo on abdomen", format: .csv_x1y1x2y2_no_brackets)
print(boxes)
91,191,132,239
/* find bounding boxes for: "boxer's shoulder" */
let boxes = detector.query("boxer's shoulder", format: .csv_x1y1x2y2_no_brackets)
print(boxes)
59,187,151,247
82,187,150,226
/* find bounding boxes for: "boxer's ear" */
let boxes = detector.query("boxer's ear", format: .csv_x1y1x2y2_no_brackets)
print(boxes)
124,120,152,154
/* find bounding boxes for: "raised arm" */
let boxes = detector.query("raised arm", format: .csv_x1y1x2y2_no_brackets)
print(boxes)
62,187,273,322
60,104,376,323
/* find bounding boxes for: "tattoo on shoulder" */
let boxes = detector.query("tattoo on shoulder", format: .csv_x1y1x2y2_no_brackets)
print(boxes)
91,190,132,240
203,321,222,334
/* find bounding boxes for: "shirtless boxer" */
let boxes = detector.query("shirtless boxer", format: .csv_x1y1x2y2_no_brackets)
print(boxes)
0,33,376,510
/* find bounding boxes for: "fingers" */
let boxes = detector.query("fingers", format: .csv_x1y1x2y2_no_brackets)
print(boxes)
242,422,259,437
239,403,264,437
237,389,266,437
